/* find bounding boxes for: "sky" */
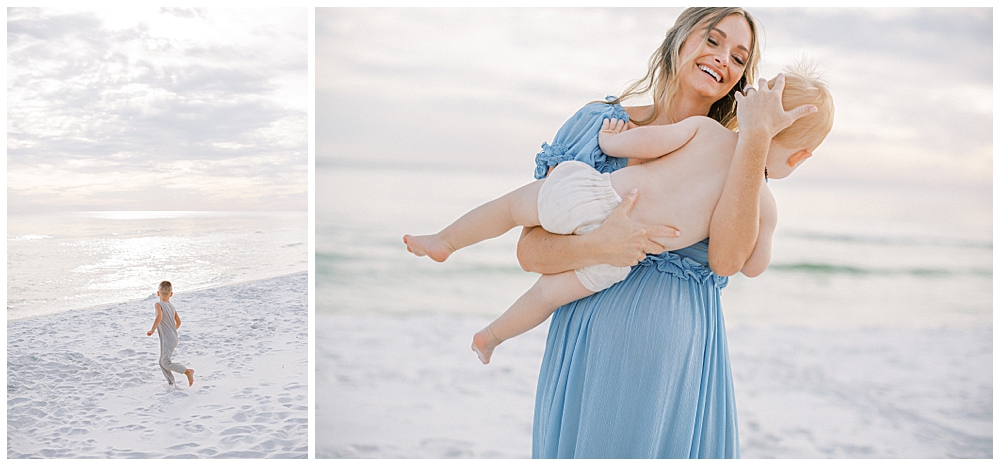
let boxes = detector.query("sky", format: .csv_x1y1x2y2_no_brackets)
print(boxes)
7,7,309,212
316,7,992,191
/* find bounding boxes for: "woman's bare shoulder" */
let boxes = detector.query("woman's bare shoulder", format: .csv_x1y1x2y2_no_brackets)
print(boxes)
622,104,653,124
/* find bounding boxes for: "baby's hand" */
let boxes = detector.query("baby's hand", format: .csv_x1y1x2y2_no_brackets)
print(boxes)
147,330,153,336
600,118,626,136
599,118,626,150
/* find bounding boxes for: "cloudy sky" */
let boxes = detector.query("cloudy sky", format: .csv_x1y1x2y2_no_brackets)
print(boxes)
7,7,308,212
316,7,992,190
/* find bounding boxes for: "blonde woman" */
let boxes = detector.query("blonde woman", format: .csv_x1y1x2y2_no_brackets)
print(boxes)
522,8,813,458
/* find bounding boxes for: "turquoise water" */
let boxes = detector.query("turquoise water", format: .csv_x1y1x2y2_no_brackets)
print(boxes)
7,211,307,320
317,166,991,329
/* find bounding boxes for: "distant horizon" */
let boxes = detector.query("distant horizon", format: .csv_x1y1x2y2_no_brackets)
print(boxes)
317,158,995,193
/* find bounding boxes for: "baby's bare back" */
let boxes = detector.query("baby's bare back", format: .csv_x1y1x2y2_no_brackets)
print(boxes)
609,121,740,251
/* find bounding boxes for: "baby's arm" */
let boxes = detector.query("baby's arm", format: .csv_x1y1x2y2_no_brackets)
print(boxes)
174,311,182,329
147,304,163,336
598,116,705,160
740,185,777,277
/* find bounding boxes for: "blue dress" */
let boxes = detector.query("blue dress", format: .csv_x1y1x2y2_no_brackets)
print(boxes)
531,100,740,458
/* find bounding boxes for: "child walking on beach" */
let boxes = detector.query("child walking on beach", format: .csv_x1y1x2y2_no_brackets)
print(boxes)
404,65,833,364
146,281,195,386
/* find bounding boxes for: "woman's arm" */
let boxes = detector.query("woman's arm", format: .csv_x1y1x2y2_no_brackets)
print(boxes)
708,75,816,276
739,185,776,277
517,188,678,274
598,116,704,160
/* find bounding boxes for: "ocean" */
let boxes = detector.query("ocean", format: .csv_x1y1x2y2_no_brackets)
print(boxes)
6,211,307,321
316,165,992,330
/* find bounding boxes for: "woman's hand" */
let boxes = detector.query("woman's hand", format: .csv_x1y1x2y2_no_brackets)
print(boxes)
516,188,679,274
587,188,679,267
707,73,817,276
735,74,817,140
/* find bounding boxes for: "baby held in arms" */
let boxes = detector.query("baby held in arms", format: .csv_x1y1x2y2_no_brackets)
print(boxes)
404,64,834,364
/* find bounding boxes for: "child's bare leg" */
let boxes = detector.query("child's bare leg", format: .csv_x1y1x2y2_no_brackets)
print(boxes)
185,368,195,387
473,271,593,364
404,179,544,262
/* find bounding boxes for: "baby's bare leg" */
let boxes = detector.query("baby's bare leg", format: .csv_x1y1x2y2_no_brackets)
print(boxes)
404,179,544,262
472,271,593,364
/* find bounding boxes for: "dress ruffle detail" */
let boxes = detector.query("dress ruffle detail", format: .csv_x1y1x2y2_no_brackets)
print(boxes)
534,97,631,180
534,142,574,179
638,251,728,289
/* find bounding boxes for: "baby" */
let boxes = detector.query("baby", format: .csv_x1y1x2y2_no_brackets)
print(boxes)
404,64,834,364
146,280,195,386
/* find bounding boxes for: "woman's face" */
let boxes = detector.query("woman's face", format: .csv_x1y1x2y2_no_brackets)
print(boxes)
677,13,752,104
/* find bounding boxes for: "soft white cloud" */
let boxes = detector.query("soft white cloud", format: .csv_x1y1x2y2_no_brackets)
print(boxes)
7,7,308,212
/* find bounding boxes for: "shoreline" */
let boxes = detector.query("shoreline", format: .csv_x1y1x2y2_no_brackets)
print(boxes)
7,269,308,323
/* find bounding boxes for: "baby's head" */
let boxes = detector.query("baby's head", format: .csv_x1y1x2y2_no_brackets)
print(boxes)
765,61,835,179
158,280,173,299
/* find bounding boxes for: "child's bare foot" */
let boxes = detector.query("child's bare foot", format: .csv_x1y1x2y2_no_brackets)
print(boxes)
471,326,501,364
402,234,454,262
185,369,195,387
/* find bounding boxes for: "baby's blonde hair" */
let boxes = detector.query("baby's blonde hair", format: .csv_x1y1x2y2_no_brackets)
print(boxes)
158,281,172,294
770,61,835,151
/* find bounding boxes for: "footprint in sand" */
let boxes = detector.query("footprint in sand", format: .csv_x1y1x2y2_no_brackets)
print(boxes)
179,420,205,433
167,442,199,451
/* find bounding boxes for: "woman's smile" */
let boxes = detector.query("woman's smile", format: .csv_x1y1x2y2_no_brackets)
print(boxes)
679,13,752,101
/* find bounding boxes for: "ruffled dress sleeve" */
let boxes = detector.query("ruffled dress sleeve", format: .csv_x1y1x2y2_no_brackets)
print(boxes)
534,97,631,179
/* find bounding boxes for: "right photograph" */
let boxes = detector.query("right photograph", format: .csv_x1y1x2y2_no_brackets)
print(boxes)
314,7,992,459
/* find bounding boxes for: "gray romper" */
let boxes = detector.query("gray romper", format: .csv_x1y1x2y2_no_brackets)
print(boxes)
155,301,188,384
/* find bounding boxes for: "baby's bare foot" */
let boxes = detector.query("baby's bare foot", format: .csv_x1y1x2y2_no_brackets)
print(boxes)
471,327,500,364
402,234,453,262
185,369,195,387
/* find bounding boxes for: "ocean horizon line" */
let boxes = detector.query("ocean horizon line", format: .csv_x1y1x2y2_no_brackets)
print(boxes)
7,270,308,323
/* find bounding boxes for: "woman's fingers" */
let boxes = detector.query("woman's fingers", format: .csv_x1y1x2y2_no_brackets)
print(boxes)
736,72,813,138
615,188,638,217
603,189,679,260
638,222,679,255
591,189,650,266
788,103,818,121
768,73,784,92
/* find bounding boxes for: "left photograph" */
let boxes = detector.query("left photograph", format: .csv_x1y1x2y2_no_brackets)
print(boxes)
7,8,309,459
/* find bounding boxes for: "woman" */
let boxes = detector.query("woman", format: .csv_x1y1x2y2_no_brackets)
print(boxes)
521,8,811,458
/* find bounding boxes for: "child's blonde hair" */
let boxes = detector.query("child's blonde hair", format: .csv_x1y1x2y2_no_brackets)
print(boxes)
770,61,835,151
158,281,172,295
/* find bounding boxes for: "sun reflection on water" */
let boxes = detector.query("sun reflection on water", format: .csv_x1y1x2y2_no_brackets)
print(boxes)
7,211,306,320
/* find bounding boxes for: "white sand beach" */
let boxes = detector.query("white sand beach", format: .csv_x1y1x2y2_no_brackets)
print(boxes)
316,313,991,459
7,272,308,459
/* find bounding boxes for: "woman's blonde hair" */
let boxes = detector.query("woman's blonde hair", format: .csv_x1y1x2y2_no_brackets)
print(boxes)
770,60,835,151
609,7,761,130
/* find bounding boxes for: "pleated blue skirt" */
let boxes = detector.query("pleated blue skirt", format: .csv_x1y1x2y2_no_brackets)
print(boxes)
532,240,739,458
